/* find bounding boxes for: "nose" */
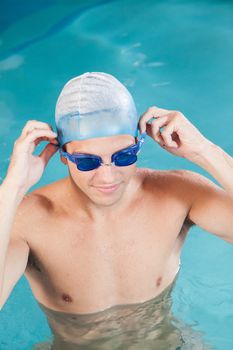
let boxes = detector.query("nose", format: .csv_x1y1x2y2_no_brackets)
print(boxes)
99,155,115,168
95,160,118,183
100,161,114,167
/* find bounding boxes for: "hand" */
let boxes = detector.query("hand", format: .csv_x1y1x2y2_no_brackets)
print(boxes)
139,106,213,161
5,120,59,194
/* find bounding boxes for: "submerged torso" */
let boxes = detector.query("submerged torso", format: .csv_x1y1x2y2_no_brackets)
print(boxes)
36,273,183,350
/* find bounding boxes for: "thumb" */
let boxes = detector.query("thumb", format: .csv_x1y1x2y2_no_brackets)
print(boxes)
39,143,59,167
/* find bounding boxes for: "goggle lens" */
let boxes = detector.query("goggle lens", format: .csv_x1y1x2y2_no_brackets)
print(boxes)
76,157,100,171
114,151,137,166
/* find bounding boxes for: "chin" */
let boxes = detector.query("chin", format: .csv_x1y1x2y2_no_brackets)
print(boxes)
90,189,125,207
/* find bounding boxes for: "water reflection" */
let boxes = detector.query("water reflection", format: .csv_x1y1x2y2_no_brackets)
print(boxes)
33,272,211,349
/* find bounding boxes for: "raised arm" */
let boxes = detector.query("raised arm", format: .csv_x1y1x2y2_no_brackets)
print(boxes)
138,106,233,243
0,120,58,310
0,182,29,309
176,170,233,243
185,142,233,243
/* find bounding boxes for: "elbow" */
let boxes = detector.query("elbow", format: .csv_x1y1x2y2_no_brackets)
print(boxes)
217,230,233,245
0,299,6,312
0,296,3,311
0,290,5,312
224,236,233,245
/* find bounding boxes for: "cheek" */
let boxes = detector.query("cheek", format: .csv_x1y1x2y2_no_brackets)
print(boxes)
68,162,77,176
68,164,92,185
117,163,137,175
125,163,137,176
117,164,137,182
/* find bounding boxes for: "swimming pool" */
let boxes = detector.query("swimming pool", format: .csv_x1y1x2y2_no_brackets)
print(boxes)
0,0,233,348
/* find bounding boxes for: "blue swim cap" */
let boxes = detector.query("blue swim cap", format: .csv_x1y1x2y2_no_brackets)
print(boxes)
55,72,140,147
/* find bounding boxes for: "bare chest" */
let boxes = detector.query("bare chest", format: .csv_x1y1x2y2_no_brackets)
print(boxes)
24,196,189,313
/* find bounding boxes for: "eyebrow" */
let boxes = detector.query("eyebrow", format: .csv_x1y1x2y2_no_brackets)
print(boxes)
71,142,136,155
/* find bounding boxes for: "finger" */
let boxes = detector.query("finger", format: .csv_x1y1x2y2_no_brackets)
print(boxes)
26,129,57,141
139,106,171,133
39,143,59,167
149,106,171,114
149,115,170,143
145,106,172,115
160,124,178,148
16,130,58,153
34,136,59,147
20,120,55,139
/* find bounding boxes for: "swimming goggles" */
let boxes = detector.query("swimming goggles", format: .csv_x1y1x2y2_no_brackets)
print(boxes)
55,132,147,171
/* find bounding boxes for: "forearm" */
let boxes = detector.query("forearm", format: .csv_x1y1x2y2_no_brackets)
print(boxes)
0,180,25,294
190,142,233,198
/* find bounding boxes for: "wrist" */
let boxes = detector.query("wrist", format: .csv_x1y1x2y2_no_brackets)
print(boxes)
1,178,27,204
188,140,217,165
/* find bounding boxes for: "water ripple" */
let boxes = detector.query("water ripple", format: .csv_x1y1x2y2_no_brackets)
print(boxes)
0,0,118,61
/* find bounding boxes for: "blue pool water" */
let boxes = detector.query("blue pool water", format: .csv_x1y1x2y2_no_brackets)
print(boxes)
0,0,233,349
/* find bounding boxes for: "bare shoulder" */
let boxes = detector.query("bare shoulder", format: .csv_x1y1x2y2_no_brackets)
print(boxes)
138,167,193,190
29,178,65,203
140,167,217,189
140,167,222,205
11,178,67,242
159,168,223,194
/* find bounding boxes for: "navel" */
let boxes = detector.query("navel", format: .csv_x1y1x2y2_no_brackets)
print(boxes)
62,293,73,303
156,276,162,287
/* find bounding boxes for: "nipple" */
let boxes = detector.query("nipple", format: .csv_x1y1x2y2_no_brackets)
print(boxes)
156,276,162,287
62,293,73,303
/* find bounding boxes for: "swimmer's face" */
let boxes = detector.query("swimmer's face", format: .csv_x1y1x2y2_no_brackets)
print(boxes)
60,135,137,206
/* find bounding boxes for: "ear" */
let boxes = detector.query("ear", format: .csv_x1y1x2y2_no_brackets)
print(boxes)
59,146,68,165
60,154,68,165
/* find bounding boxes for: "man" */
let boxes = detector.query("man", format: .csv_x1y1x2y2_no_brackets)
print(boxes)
0,72,232,349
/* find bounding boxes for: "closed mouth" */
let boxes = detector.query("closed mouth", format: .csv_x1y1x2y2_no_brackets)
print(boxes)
95,184,120,189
